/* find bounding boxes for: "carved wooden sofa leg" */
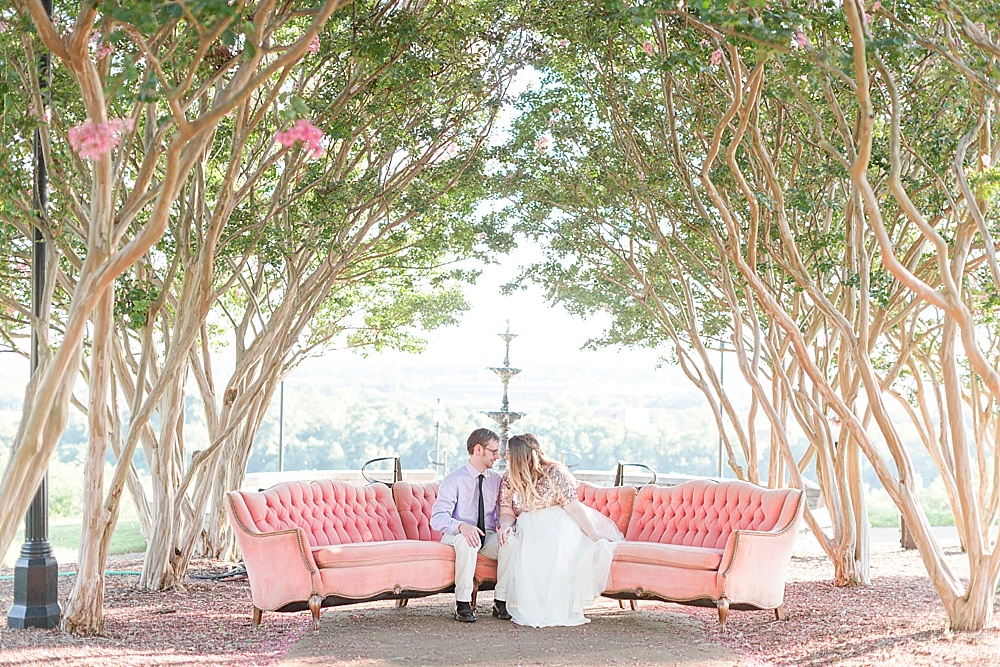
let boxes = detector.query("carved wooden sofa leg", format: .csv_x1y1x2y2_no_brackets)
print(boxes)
774,605,787,621
471,587,478,608
716,597,730,633
309,593,322,631
252,606,263,626
396,598,409,608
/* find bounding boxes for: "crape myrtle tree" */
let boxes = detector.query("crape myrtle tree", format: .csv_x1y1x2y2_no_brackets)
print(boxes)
493,3,880,587
0,0,351,635
500,0,1000,629
688,0,1000,632
120,0,529,591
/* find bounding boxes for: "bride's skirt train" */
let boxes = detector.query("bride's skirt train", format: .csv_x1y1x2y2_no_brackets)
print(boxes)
506,505,619,627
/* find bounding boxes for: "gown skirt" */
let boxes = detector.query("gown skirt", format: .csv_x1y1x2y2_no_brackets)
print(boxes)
505,504,622,627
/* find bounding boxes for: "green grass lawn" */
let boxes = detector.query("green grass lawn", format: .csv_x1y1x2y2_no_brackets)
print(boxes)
2,520,145,568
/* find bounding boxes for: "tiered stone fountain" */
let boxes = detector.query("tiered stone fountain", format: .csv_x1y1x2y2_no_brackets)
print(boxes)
482,321,524,472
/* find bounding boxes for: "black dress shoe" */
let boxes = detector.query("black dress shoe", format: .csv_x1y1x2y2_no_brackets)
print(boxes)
492,600,512,620
455,601,476,622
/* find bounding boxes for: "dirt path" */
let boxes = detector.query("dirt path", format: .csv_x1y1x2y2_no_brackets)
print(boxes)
3,528,999,666
280,596,737,667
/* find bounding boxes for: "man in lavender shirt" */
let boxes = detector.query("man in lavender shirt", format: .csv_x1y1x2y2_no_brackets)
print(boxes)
431,427,511,622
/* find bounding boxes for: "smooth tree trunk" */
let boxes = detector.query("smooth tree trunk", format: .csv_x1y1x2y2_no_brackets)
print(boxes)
63,288,115,635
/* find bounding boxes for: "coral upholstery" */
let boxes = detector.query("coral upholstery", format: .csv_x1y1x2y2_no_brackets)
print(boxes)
392,481,443,541
228,476,802,632
606,478,804,628
227,479,455,628
577,481,637,536
233,478,406,544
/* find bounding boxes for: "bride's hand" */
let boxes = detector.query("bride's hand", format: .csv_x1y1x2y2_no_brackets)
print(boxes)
497,524,515,547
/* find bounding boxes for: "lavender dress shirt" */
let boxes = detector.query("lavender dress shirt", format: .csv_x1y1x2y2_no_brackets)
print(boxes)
430,462,502,536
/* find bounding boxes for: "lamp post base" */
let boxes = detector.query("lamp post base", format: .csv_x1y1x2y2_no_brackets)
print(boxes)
7,550,61,629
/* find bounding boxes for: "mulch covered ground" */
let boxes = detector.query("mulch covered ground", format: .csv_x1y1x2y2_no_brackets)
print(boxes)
1,539,999,666
0,557,310,666
688,540,1000,666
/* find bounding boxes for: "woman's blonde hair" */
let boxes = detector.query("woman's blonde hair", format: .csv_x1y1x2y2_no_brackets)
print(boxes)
505,433,558,510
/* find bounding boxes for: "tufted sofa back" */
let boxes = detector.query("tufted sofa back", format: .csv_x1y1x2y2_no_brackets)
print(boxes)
228,479,406,547
576,482,637,536
392,481,443,541
625,479,802,549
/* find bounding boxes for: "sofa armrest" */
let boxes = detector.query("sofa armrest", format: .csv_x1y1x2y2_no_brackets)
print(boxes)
718,497,804,609
719,529,796,607
228,498,320,611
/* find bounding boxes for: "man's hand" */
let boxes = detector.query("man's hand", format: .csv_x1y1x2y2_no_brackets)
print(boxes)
457,522,484,547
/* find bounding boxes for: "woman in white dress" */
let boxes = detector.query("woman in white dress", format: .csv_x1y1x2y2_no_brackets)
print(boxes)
495,433,623,627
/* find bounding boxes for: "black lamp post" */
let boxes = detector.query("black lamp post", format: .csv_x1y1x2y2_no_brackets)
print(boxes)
8,0,61,630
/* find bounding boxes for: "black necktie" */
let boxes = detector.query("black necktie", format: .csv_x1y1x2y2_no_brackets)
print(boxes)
477,473,486,539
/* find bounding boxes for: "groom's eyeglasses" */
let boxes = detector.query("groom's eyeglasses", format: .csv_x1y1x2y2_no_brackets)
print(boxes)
484,446,500,456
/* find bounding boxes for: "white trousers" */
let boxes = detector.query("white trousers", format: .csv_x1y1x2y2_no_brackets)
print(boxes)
442,530,515,603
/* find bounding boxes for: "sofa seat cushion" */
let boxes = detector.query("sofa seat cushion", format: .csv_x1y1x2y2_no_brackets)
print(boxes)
312,539,453,569
613,541,724,571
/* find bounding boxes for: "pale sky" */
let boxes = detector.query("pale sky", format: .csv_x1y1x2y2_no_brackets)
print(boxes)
0,248,674,415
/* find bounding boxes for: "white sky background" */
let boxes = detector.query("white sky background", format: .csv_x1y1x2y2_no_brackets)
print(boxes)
292,237,693,417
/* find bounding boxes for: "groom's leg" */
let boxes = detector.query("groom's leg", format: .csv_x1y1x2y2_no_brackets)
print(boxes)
479,531,499,560
443,534,478,602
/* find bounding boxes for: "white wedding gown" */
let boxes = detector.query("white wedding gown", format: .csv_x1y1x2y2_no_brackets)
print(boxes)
505,504,622,627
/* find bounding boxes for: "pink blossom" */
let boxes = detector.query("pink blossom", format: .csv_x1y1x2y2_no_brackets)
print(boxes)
551,107,560,115
308,35,320,55
42,107,52,124
92,34,115,59
275,119,325,160
0,20,8,34
67,117,134,159
865,13,873,23
535,135,550,152
794,32,809,48
873,1,882,10
710,49,724,66
637,171,647,182
642,40,655,56
95,41,115,59
699,39,710,47
557,39,569,47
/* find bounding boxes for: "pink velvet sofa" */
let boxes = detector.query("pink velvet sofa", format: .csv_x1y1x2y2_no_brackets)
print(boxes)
602,478,805,630
226,479,456,628
228,477,803,631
